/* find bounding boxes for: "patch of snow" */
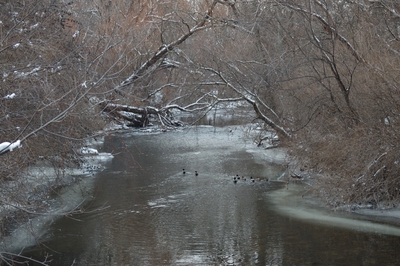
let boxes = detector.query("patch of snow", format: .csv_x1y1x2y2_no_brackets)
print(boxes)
72,30,79,38
35,11,45,17
89,96,100,105
14,67,40,78
246,147,287,164
118,111,142,120
3,93,16,99
384,117,390,125
9,140,21,151
81,81,87,88
80,152,114,175
0,173,98,252
0,140,21,153
30,23,39,29
0,142,11,153
13,43,20,49
79,147,99,155
93,152,114,161
154,91,163,104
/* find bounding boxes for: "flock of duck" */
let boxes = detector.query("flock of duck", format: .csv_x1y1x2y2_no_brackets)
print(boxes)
182,169,198,176
233,174,269,184
182,169,268,184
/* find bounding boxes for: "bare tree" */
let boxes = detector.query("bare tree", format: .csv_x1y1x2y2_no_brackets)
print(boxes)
3,1,400,261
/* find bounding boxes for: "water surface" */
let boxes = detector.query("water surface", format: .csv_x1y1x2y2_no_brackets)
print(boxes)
22,126,400,265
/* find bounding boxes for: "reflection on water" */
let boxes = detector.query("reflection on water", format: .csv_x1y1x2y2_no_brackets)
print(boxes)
22,127,400,265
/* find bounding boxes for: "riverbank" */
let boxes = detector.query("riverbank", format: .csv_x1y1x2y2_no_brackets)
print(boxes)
246,133,400,232
268,182,400,236
14,125,400,265
0,136,114,253
2,124,400,256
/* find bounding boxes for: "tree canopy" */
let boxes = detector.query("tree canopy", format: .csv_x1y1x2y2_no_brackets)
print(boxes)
1,0,400,220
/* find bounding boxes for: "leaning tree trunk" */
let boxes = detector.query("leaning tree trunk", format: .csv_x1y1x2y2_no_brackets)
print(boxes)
99,101,184,128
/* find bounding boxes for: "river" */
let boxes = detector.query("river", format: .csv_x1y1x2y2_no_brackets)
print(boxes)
20,126,400,265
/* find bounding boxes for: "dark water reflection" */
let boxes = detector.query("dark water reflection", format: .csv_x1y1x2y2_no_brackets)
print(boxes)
23,127,400,265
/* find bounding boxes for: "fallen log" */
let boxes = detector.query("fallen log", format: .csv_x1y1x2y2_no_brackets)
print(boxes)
99,101,183,128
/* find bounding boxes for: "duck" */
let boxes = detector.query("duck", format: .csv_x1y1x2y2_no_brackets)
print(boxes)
195,171,198,176
263,177,269,182
255,177,261,182
233,179,237,184
183,169,186,174
241,176,246,181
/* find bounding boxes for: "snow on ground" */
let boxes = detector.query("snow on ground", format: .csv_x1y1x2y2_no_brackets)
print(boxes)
79,147,99,155
3,93,16,99
354,208,400,219
0,140,114,252
247,147,287,165
0,175,98,252
269,184,400,236
0,140,21,154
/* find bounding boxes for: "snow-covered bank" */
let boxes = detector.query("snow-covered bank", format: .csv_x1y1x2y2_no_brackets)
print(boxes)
246,136,400,234
268,183,400,236
0,176,97,252
235,126,400,230
0,141,114,253
247,146,287,165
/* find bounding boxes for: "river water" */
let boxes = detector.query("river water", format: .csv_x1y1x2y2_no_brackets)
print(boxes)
21,126,400,265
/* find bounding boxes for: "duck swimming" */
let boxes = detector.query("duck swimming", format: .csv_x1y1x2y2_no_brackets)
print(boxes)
183,169,186,174
195,171,198,176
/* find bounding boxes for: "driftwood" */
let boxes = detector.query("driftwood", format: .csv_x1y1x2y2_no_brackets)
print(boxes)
99,101,184,128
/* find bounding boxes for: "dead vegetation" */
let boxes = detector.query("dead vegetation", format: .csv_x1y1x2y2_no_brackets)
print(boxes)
2,2,400,261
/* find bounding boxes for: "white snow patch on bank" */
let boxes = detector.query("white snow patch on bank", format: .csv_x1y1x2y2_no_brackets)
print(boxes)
79,147,99,155
0,140,21,153
1,146,114,252
3,93,16,99
0,176,98,252
246,147,287,165
268,184,400,236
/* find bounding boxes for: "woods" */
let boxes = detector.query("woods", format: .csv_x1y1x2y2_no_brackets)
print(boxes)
1,0,400,246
